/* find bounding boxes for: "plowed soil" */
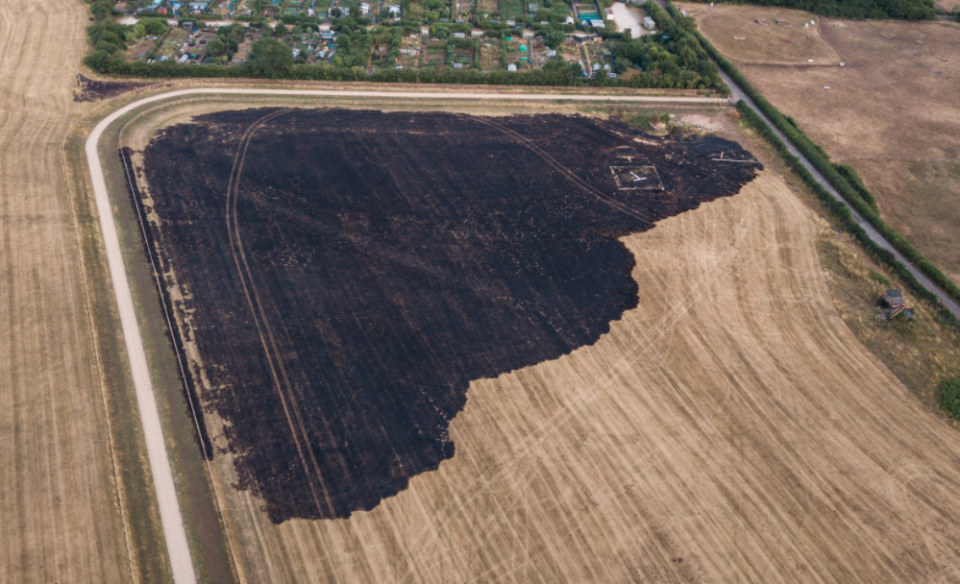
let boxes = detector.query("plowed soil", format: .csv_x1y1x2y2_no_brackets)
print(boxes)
133,108,760,522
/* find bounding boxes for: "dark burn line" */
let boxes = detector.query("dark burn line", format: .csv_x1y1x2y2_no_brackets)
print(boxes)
118,147,213,461
138,109,761,522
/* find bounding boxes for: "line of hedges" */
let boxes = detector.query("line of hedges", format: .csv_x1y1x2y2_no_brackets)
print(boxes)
85,53,598,85
735,101,953,321
940,378,960,421
674,2,960,306
833,163,878,211
678,0,936,21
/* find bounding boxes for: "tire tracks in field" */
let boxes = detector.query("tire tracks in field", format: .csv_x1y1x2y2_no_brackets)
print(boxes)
469,115,662,226
223,108,339,522
384,176,763,584
84,86,728,584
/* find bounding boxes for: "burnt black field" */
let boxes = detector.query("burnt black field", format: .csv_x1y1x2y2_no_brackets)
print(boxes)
136,108,759,523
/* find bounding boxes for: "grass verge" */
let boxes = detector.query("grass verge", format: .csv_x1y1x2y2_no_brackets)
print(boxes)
940,378,960,421
97,107,239,584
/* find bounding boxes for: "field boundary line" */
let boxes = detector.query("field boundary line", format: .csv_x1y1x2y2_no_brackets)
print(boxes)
815,16,851,65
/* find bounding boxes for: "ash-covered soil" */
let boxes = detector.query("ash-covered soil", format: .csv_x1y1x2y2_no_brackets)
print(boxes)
73,74,150,102
137,108,759,522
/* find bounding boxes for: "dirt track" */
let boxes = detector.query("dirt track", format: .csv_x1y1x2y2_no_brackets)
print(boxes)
0,0,132,582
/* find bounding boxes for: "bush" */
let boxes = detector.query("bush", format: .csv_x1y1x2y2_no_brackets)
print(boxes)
938,378,960,420
141,17,169,36
545,29,565,49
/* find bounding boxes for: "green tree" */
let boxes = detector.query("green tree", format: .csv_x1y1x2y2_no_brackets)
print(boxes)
126,23,146,41
274,21,288,38
90,0,116,20
544,29,564,49
141,17,169,35
248,37,294,77
206,35,231,57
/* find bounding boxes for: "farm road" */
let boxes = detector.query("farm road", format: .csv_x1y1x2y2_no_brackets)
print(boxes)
720,70,960,318
84,86,730,584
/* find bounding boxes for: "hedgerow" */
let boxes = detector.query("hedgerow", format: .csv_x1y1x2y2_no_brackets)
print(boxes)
735,101,952,322
678,0,936,20
676,1,960,306
939,378,960,421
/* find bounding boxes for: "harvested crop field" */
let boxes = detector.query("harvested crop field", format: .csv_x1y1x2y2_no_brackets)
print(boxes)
690,9,960,283
115,102,960,584
130,108,760,522
0,0,146,582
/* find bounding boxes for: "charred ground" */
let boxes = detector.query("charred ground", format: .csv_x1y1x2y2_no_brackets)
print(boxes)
135,108,759,522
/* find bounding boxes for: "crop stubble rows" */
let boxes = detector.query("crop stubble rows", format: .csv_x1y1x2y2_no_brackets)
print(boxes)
0,0,132,583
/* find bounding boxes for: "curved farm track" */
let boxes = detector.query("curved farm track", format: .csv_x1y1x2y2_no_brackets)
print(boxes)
0,0,133,583
214,169,960,583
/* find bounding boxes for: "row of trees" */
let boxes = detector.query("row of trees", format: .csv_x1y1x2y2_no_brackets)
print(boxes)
684,0,935,20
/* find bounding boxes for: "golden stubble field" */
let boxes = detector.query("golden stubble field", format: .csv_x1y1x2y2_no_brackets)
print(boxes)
113,98,960,583
689,5,960,283
0,0,137,582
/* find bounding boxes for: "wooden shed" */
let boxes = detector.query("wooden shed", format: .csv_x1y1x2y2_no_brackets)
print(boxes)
880,289,911,319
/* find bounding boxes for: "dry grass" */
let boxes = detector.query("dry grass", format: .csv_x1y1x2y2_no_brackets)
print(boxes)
676,3,843,64
816,216,960,411
847,158,960,283
727,111,960,415
111,96,960,583
692,9,960,285
0,0,138,582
